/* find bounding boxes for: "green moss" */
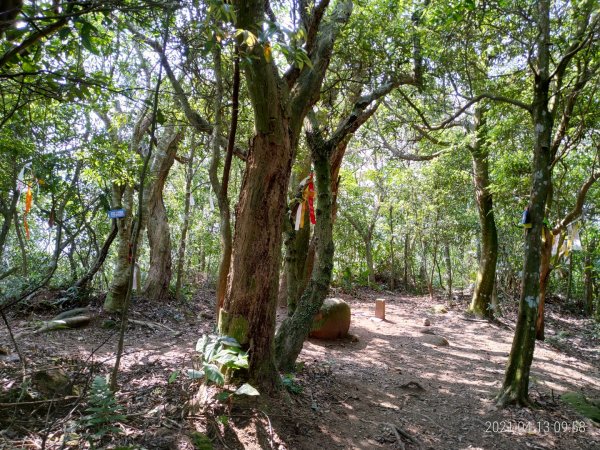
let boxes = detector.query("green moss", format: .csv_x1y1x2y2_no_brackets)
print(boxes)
190,432,214,450
219,310,249,346
561,391,600,423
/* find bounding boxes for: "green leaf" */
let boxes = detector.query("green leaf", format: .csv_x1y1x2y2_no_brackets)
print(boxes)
81,22,100,55
168,370,180,384
196,334,209,352
203,364,224,385
215,391,231,402
220,336,241,347
234,383,260,396
186,369,204,379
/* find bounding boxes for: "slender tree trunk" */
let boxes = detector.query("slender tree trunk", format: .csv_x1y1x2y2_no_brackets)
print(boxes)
175,144,196,300
13,209,27,276
0,187,19,262
443,241,451,298
584,238,596,315
104,184,134,313
275,135,334,372
389,206,396,290
142,129,183,301
468,107,498,318
365,237,374,287
497,0,553,406
404,232,409,288
566,254,573,303
284,162,311,315
73,222,118,290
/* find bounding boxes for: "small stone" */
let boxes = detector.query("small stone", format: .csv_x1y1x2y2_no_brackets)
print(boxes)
423,318,431,326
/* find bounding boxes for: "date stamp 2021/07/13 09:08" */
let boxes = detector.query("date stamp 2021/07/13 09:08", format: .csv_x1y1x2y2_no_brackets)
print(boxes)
485,420,587,434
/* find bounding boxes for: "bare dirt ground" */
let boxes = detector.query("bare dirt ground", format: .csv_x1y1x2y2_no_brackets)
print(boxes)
1,288,599,449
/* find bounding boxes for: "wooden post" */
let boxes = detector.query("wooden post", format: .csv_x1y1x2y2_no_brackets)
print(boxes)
375,298,385,320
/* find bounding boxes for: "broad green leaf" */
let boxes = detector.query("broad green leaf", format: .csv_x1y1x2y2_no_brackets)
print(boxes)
234,383,259,396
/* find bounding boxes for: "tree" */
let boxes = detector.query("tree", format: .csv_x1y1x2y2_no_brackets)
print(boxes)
218,0,353,391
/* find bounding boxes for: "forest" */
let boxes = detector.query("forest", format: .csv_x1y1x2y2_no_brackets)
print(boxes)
0,0,599,448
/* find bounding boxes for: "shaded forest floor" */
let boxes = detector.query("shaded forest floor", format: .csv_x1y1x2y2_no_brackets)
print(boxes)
1,288,599,449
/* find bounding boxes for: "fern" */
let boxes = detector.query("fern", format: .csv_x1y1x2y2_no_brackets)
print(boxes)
82,376,127,442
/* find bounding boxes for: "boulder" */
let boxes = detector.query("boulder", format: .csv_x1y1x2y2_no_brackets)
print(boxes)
310,298,351,340
419,335,449,346
432,304,448,314
33,368,72,396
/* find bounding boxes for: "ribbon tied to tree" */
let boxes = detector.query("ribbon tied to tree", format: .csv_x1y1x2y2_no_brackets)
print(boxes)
294,172,316,230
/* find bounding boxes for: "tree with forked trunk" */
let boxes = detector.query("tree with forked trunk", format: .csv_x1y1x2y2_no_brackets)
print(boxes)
217,0,354,391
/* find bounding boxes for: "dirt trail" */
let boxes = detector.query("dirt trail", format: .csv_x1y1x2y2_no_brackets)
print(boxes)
1,291,599,449
270,292,600,449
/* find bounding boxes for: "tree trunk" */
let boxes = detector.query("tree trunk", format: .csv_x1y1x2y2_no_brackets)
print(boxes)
284,163,312,315
565,254,573,303
73,221,118,291
175,144,196,300
275,137,334,372
104,184,134,313
142,129,183,301
497,0,553,407
584,238,596,315
218,0,352,392
468,106,498,318
536,228,553,340
389,206,395,290
0,187,19,262
404,232,409,288
443,242,452,298
365,237,374,287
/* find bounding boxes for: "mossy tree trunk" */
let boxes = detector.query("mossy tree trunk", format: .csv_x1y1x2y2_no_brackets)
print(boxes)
104,184,134,313
284,160,312,315
275,80,414,371
468,107,498,318
275,127,334,372
497,0,553,407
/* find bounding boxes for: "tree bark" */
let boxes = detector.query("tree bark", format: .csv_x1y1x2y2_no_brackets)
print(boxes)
218,0,353,392
443,241,452,298
468,107,498,318
584,238,596,315
275,135,334,372
174,143,196,300
142,129,183,301
104,184,134,313
284,163,312,315
497,0,553,407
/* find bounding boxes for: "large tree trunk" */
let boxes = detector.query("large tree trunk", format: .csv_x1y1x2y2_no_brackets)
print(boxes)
275,133,334,372
219,130,293,390
104,184,134,313
142,129,183,301
497,0,553,407
468,107,498,317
